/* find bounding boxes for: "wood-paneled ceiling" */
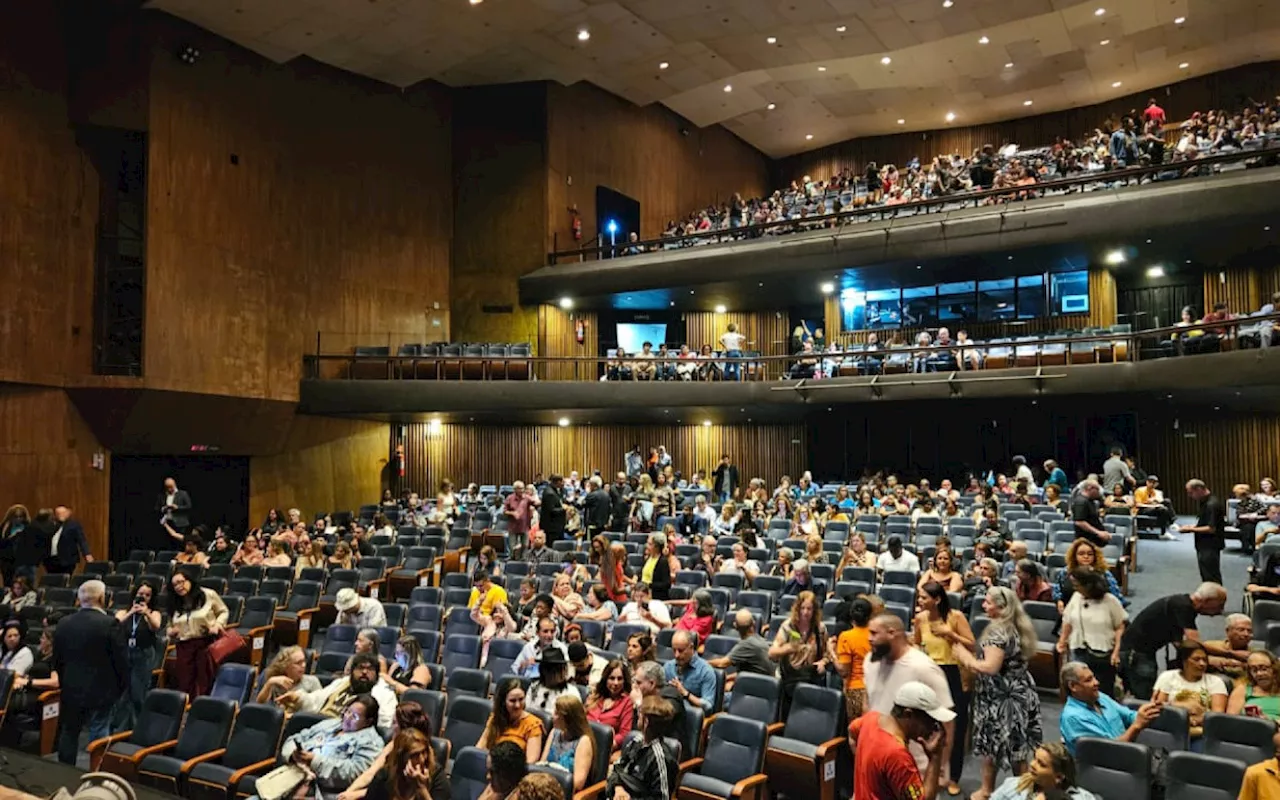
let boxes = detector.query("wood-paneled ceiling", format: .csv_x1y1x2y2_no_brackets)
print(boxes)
148,0,1278,157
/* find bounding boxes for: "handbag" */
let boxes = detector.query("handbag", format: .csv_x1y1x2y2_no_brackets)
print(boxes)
208,627,245,666
255,764,309,800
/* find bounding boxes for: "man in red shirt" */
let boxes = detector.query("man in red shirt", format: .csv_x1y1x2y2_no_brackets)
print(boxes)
1143,97,1166,126
848,682,951,800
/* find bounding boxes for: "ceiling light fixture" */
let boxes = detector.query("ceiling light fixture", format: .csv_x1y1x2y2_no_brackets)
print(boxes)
817,66,827,71
714,304,727,313
1112,80,1122,87
576,29,590,41
1174,16,1185,23
805,133,814,140
880,56,892,65
897,118,905,124
702,420,712,427
427,418,442,433
942,0,953,7
723,84,732,92
836,25,847,32
659,61,669,69
766,36,777,44
469,0,482,5
1179,62,1189,69
1146,265,1165,278
1023,99,1033,106
1100,39,1110,45
820,282,835,294
978,35,989,44
557,417,570,427
766,103,776,110
1094,7,1106,15
1005,62,1014,68
558,297,573,310
1104,249,1126,265
945,111,956,122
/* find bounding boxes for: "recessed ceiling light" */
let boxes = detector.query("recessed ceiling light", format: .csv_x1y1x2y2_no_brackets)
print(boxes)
978,35,989,44
1266,225,1273,231
1005,62,1014,68
689,290,695,294
659,61,669,69
576,29,590,41
945,111,956,122
469,0,482,5
1105,249,1125,264
817,66,827,71
1179,62,1189,69
916,264,922,269
1094,7,1106,16
723,84,732,92
1174,16,1185,23
1023,99,1033,106
820,282,835,294
1100,39,1111,45
669,301,675,306
805,133,814,140
880,56,892,65
714,304,727,313
1146,265,1165,278
766,103,776,110
702,420,712,427
897,118,905,124
836,25,847,32
557,417,570,427
1112,81,1122,87
766,36,777,44
942,0,953,7
558,297,573,310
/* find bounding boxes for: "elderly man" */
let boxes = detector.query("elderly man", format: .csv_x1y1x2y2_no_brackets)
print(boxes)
278,652,397,733
663,630,717,709
1070,480,1111,547
1254,504,1280,547
1205,613,1255,679
503,481,534,545
1118,582,1231,700
1059,661,1160,755
782,559,822,597
1183,478,1225,585
692,495,717,530
334,588,387,630
707,607,776,696
52,579,127,764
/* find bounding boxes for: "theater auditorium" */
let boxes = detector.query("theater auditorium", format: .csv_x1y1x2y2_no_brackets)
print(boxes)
4,1,1280,799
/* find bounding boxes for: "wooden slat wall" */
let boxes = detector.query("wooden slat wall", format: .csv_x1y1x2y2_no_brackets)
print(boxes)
404,423,806,495
824,296,842,339
683,311,791,378
1142,413,1280,514
1200,266,1280,314
248,415,389,522
1089,269,1118,328
775,62,1280,186
0,386,109,560
144,16,452,403
537,305,599,381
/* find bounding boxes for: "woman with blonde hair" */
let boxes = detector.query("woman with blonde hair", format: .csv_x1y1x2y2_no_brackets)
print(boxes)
256,645,321,707
950,586,1043,800
537,693,595,791
768,589,834,716
296,538,327,576
262,536,293,567
837,533,877,572
329,540,355,570
803,533,829,565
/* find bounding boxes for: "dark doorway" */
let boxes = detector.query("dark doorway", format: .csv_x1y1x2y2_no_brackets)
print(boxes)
596,185,640,258
1117,282,1202,331
109,456,250,562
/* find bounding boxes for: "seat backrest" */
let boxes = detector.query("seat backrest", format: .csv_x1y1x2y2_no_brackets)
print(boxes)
701,714,767,784
442,634,482,673
130,688,188,747
444,696,492,755
240,596,276,627
1136,704,1190,752
1163,750,1246,800
1074,737,1152,800
485,638,525,678
402,688,446,737
287,580,321,610
1203,712,1275,765
678,703,705,763
782,685,842,743
450,745,489,800
587,721,613,785
210,663,258,706
223,703,285,769
726,673,781,725
174,696,237,759
448,667,492,699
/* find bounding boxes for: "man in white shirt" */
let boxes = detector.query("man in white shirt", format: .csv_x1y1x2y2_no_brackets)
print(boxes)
717,543,760,584
514,615,568,679
876,536,921,575
864,613,954,774
335,588,387,630
617,582,671,633
692,495,717,530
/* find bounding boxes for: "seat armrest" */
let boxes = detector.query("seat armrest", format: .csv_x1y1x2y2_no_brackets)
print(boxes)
181,748,228,774
729,773,769,800
245,624,274,639
766,722,785,736
813,737,843,759
681,757,705,774
296,607,321,620
574,780,609,800
228,757,280,786
130,738,180,762
88,730,132,757
366,579,386,600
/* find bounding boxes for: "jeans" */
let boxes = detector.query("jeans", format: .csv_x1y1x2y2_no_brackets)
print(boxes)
724,349,743,381
114,647,156,732
1120,649,1160,700
58,703,113,765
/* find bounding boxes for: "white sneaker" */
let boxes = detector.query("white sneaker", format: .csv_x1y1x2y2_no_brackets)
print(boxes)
1160,531,1178,541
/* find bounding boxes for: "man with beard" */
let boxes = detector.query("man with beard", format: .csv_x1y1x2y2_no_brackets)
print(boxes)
862,613,953,774
276,652,396,733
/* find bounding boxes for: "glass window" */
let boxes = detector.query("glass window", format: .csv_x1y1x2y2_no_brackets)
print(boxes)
865,289,902,329
937,281,977,322
977,278,1017,321
1050,270,1090,315
1016,275,1046,320
839,290,866,332
902,286,938,327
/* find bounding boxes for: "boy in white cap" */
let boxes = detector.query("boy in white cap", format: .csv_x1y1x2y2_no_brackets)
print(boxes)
848,681,952,800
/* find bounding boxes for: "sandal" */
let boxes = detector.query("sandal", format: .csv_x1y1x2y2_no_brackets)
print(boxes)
945,785,962,797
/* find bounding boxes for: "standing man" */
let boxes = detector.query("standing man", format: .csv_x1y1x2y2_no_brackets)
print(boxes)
1043,459,1069,493
503,481,533,552
52,580,128,765
624,445,644,480
1183,479,1225,584
1117,582,1230,700
581,476,612,539
157,477,193,535
1101,447,1134,492
848,682,950,800
711,455,739,504
46,505,94,575
607,473,631,533
1070,480,1111,547
863,613,954,776
540,474,567,544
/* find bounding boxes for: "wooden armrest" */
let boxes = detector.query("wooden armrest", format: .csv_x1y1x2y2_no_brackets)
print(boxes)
574,780,609,800
296,607,321,620
766,722,785,736
181,748,227,774
812,737,843,759
38,689,59,702
228,757,279,786
130,738,179,762
244,625,274,639
682,757,705,774
366,579,386,598
88,730,132,756
729,773,768,799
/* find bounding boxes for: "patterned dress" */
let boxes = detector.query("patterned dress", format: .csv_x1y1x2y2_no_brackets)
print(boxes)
970,628,1043,769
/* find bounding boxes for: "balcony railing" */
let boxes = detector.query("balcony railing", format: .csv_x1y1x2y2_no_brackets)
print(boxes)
545,143,1280,265
305,311,1280,383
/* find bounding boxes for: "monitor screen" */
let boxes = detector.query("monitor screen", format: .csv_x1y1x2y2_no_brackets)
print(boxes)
902,286,938,327
615,323,667,353
1051,270,1090,315
865,289,902,329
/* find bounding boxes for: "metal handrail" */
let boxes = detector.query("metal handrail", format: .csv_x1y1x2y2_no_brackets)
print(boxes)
545,144,1279,264
304,310,1280,380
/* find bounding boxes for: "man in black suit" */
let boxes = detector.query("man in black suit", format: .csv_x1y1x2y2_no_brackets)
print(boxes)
156,477,193,534
540,474,567,543
582,476,613,539
52,579,127,764
45,505,94,575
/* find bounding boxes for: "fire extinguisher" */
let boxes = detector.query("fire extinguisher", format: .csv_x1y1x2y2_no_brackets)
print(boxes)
575,319,586,344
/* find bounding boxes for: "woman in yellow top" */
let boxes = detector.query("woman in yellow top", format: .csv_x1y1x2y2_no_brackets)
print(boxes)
479,677,545,763
836,533,877,572
167,567,230,698
914,580,975,797
833,596,873,719
640,533,671,600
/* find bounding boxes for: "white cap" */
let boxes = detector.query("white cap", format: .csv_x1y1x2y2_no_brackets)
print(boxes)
335,587,360,612
893,681,956,722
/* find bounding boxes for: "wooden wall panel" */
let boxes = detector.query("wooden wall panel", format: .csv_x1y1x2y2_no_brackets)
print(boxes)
538,306,599,381
1142,413,1280,514
144,15,452,403
775,62,1280,188
0,386,109,560
248,415,390,522
0,2,98,387
404,423,806,495
683,311,791,377
1089,269,1118,328
824,296,842,339
546,82,771,252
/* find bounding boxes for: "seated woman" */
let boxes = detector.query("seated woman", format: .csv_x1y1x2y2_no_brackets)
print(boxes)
537,694,595,792
479,677,545,763
697,345,721,381
257,646,322,710
989,742,1098,800
606,348,632,381
1,577,36,612
341,701,446,800
0,620,32,676
361,728,450,800
262,536,294,568
917,547,964,593
383,635,433,696
173,533,210,568
837,534,877,572
231,534,264,567
1042,484,1066,515
279,694,385,799
674,590,717,645
1014,560,1054,603
1103,483,1134,517
1152,640,1229,739
586,659,633,750
1227,650,1280,723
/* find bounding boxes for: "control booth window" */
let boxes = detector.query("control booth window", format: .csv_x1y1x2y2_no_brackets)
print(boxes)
1051,270,1090,315
902,286,938,327
978,278,1017,321
865,289,902,329
937,281,977,322
1016,274,1047,320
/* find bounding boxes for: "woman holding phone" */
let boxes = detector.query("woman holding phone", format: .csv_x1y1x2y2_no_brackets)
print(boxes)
114,579,163,729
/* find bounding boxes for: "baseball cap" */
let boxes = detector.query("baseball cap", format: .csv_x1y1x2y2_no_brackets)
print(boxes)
1146,475,1159,482
335,587,360,612
893,681,956,722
